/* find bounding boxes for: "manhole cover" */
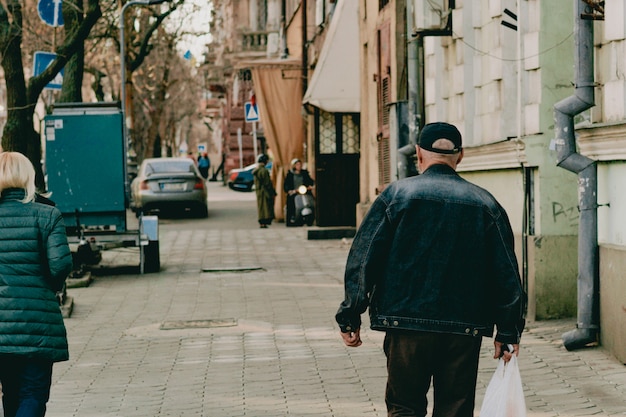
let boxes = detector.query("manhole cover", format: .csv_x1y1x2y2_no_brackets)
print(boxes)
160,318,238,330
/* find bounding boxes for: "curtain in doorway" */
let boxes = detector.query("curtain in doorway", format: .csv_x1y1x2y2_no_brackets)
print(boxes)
248,59,304,221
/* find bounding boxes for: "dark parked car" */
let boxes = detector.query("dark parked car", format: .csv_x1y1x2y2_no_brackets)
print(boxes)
130,157,208,217
227,161,272,192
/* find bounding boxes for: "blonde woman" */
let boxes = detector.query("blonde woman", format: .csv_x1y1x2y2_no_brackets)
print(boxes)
0,152,73,417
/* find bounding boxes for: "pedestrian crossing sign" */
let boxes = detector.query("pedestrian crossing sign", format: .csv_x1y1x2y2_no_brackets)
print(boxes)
33,51,64,90
244,102,260,122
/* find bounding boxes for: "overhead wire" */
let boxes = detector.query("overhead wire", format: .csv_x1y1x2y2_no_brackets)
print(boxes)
451,30,574,62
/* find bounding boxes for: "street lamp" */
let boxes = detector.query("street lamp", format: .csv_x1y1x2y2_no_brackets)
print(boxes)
120,0,167,131
119,0,167,198
119,0,167,275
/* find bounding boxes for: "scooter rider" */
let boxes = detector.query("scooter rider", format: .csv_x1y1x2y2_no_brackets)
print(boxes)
284,158,314,226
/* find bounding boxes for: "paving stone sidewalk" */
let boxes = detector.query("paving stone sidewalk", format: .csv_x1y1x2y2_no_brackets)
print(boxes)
5,185,624,417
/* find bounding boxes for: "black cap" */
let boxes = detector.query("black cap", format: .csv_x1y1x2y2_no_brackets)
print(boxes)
418,122,462,154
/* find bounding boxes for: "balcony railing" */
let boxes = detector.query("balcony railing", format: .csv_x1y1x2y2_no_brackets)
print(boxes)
240,31,268,52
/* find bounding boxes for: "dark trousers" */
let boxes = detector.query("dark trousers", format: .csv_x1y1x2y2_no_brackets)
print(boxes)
383,331,482,417
0,357,53,417
286,194,296,225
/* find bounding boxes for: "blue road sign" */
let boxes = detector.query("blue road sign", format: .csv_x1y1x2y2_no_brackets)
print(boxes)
33,51,64,90
38,0,64,27
244,102,260,122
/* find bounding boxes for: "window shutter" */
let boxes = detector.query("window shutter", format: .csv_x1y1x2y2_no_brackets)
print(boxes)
377,135,391,191
377,23,392,192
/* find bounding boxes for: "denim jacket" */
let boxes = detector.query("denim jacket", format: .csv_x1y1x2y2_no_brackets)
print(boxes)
335,164,526,344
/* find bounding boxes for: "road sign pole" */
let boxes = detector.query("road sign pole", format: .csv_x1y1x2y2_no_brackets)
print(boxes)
119,0,167,202
252,121,258,161
237,128,243,169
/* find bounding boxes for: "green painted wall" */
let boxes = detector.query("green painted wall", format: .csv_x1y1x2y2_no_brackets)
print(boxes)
531,235,578,319
523,0,581,320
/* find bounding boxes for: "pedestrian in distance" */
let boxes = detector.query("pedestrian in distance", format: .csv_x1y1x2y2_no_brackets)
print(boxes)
283,158,314,227
0,151,73,417
253,154,276,228
335,122,526,417
198,152,211,179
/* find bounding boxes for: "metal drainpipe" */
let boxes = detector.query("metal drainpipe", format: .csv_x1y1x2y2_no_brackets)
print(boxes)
302,0,308,95
554,0,599,351
398,2,423,180
280,0,288,58
406,1,419,146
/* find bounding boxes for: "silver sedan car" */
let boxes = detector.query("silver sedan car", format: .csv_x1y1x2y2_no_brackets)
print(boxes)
130,157,208,218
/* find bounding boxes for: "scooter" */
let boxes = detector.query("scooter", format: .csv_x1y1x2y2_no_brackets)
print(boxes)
293,185,315,226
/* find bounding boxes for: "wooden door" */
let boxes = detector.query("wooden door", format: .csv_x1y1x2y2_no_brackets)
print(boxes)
315,110,360,227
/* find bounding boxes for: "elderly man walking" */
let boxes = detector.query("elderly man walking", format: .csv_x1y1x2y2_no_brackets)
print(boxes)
336,122,526,417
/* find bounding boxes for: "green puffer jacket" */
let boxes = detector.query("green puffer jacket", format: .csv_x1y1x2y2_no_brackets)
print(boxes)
0,188,73,362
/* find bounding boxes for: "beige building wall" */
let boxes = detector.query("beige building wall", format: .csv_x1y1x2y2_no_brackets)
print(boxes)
357,1,403,224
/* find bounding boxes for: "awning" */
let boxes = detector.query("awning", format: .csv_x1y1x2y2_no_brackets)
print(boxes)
302,0,360,113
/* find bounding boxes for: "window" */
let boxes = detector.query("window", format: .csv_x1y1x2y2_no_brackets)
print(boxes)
317,110,360,155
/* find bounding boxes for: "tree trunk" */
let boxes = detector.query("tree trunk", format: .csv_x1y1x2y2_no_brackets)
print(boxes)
144,65,170,159
59,0,84,103
1,22,28,155
0,3,44,188
59,51,85,103
153,133,162,157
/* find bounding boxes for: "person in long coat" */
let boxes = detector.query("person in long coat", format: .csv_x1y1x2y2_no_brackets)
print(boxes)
252,154,276,228
0,151,73,417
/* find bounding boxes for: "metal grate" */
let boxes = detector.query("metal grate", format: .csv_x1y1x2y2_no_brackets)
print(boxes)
342,114,359,154
160,318,238,330
319,110,336,154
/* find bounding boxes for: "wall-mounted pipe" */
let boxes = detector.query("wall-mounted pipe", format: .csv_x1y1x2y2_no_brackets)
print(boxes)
280,0,288,58
406,1,420,147
553,0,599,351
301,0,308,95
398,2,424,180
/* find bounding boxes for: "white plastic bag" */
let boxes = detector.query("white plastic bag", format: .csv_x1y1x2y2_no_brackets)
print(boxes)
479,355,526,417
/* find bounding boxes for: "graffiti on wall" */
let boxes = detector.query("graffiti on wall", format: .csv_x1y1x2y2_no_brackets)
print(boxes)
552,202,579,226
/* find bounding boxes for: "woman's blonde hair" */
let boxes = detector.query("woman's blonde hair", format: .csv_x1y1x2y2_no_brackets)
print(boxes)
0,152,36,203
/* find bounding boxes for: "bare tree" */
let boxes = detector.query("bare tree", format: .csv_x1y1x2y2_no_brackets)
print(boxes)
132,25,203,161
0,0,206,190
79,0,184,159
0,0,101,188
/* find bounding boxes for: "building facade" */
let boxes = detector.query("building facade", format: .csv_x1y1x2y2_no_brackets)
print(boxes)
209,0,625,362
205,0,285,177
357,0,624,362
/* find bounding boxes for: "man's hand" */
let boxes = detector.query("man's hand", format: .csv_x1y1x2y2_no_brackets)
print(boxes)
494,341,519,362
340,328,362,347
